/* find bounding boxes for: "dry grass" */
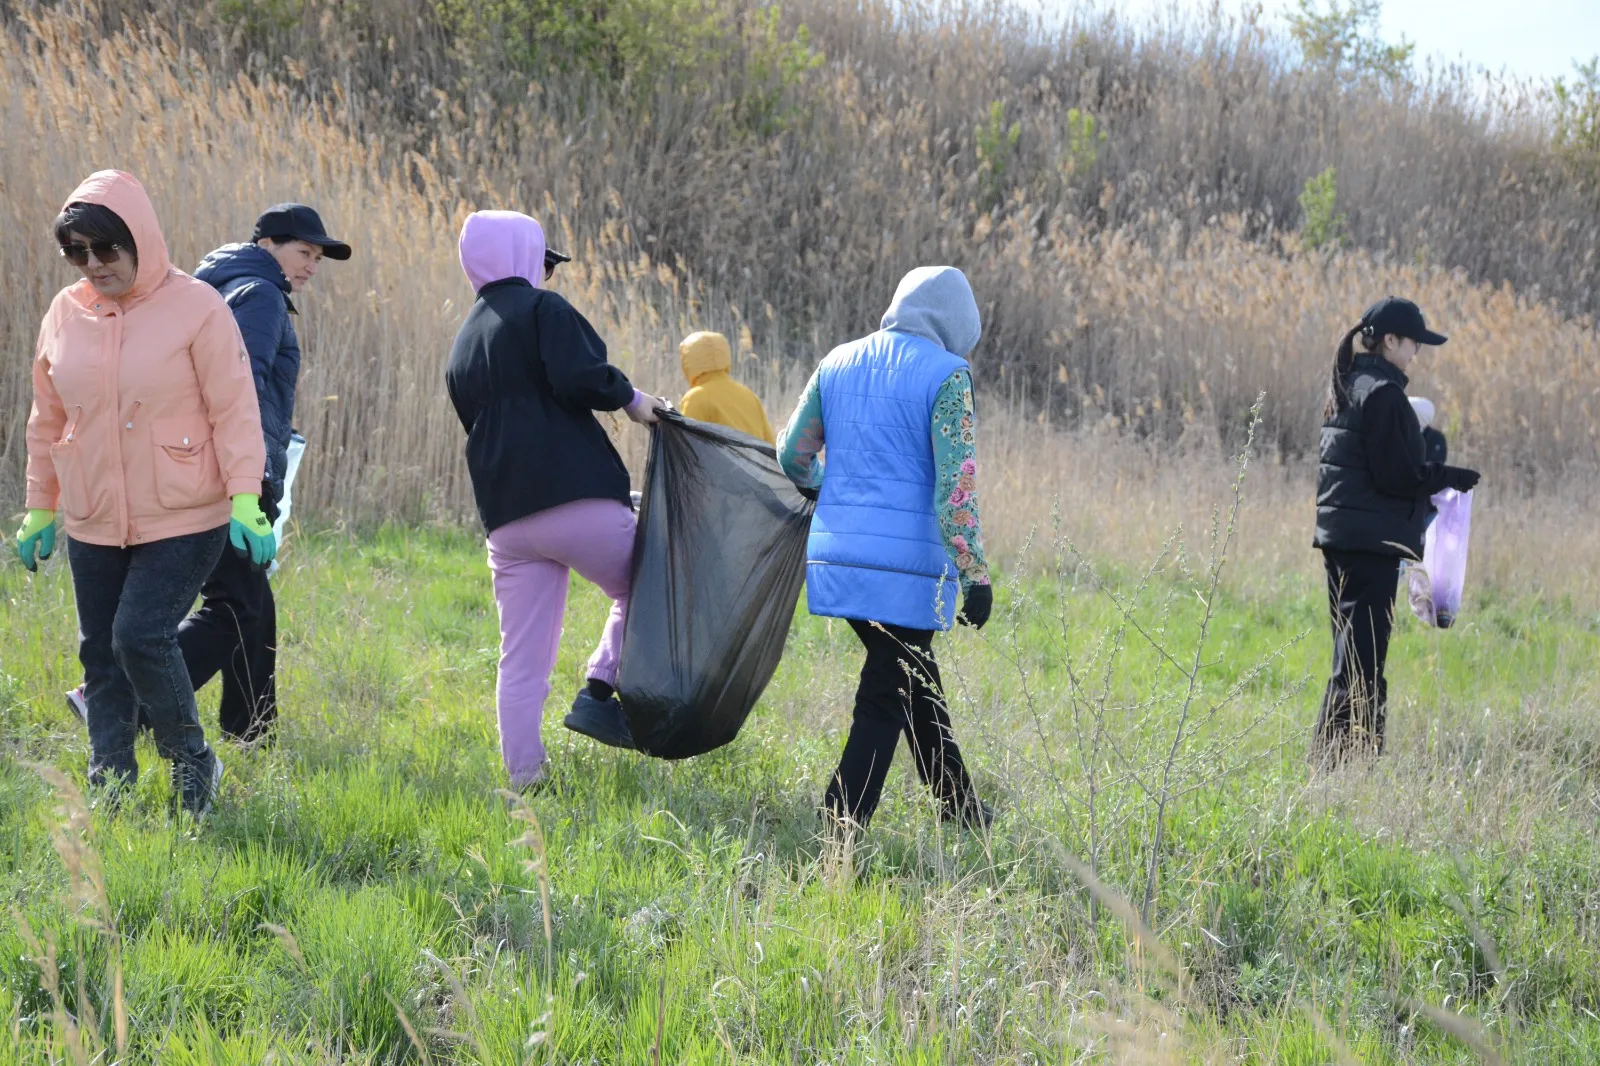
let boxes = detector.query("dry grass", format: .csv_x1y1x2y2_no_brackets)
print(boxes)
2,5,1598,608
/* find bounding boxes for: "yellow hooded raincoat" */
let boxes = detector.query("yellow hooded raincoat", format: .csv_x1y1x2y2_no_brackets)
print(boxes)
678,331,774,444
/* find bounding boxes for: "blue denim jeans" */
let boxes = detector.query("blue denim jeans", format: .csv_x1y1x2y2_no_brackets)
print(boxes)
68,527,227,785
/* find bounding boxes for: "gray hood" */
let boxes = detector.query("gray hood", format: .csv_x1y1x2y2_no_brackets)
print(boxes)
879,266,982,359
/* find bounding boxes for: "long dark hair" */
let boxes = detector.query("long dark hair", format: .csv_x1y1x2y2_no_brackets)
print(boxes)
1324,323,1384,418
53,202,137,265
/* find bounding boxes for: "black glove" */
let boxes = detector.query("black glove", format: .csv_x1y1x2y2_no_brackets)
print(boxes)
1443,466,1480,493
797,484,819,503
957,584,992,630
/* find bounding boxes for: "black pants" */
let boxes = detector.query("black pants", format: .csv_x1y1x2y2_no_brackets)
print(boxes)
824,620,976,826
176,542,278,742
1313,549,1400,764
68,528,226,786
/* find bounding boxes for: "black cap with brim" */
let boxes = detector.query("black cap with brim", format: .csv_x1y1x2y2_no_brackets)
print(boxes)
544,248,572,269
300,234,353,261
252,203,352,261
1360,296,1447,346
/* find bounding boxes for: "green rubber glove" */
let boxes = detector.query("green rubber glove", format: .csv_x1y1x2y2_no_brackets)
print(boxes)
16,509,56,572
228,494,277,570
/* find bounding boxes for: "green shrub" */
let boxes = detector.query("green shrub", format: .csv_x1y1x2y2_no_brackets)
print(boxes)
1551,57,1600,176
1064,106,1106,180
976,100,1021,210
1298,165,1347,251
216,0,303,37
436,0,820,127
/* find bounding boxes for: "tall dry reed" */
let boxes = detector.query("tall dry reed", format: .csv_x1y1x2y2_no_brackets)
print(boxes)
1,6,1597,606
39,0,1600,324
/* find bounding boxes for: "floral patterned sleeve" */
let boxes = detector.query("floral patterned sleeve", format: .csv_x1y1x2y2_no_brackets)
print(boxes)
776,368,825,491
931,369,990,589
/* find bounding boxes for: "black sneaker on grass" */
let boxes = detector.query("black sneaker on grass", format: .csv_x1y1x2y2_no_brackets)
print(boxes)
942,796,996,832
172,748,224,818
563,690,637,750
87,765,134,814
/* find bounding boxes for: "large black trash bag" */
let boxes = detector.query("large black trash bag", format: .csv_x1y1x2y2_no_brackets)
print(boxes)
617,412,814,759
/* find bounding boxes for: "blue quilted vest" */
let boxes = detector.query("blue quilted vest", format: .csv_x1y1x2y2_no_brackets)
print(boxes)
806,330,968,631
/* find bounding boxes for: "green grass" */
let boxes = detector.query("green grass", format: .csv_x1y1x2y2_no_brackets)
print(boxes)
2,524,1598,1063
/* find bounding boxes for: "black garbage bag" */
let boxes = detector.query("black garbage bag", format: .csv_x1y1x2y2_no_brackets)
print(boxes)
617,412,814,759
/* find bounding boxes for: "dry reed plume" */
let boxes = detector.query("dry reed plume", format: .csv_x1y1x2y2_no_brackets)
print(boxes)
2,5,1597,606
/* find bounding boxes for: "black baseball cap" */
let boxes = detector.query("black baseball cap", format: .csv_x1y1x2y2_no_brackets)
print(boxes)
252,204,351,260
544,248,571,271
1360,296,1447,346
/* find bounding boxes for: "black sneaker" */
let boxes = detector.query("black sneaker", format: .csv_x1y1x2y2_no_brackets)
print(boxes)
563,690,637,750
942,796,995,831
173,748,224,817
87,765,134,813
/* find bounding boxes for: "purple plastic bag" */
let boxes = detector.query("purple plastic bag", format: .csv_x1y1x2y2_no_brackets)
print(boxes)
1407,488,1473,629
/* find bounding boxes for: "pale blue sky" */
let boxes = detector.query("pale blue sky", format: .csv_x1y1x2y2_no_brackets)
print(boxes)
1032,0,1600,84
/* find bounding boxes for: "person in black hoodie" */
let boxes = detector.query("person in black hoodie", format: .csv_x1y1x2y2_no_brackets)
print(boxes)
62,204,350,744
449,209,666,790
1311,297,1481,765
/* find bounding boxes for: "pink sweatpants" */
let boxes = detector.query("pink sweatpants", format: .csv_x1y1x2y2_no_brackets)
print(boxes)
487,498,636,785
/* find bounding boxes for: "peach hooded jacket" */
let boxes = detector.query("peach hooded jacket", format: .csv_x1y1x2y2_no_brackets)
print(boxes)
25,171,266,547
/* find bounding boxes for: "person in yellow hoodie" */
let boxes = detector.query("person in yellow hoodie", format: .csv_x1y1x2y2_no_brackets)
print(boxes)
678,331,774,444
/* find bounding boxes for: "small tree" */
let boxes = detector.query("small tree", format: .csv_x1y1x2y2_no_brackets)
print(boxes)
1063,107,1107,179
975,100,1021,211
1551,57,1600,164
1298,165,1348,251
1287,0,1414,82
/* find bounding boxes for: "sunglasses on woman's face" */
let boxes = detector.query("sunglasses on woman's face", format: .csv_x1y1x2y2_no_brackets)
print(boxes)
60,241,125,266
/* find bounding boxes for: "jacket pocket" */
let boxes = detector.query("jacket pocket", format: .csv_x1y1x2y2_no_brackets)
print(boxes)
49,430,103,522
151,415,225,511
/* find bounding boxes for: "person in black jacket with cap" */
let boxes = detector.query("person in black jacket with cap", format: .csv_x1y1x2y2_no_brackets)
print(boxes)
1311,297,1481,765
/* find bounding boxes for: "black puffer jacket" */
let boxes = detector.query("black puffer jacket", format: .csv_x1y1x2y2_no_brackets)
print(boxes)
446,279,637,533
1314,355,1449,558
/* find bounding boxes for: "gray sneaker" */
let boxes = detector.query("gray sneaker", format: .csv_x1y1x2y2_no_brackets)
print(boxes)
65,686,88,725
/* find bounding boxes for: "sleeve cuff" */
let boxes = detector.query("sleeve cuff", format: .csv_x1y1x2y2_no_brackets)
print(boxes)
226,477,263,498
24,490,59,511
626,389,646,414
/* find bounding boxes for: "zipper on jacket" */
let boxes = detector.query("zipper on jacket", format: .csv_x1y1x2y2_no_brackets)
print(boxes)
106,309,131,547
126,398,143,543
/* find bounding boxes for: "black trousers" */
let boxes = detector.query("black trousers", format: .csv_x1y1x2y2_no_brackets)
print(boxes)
1312,549,1400,764
175,542,278,742
67,529,226,786
824,620,976,827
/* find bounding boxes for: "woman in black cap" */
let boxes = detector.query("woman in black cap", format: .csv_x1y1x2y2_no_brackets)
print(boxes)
1311,297,1481,765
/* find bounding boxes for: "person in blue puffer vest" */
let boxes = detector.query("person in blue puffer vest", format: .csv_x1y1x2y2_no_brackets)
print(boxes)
777,266,995,832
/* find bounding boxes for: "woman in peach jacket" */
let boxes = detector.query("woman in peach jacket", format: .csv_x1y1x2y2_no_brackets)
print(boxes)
15,171,273,817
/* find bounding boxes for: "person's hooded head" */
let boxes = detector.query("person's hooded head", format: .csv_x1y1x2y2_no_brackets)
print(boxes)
680,330,732,387
458,210,547,293
879,266,981,359
54,170,172,305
